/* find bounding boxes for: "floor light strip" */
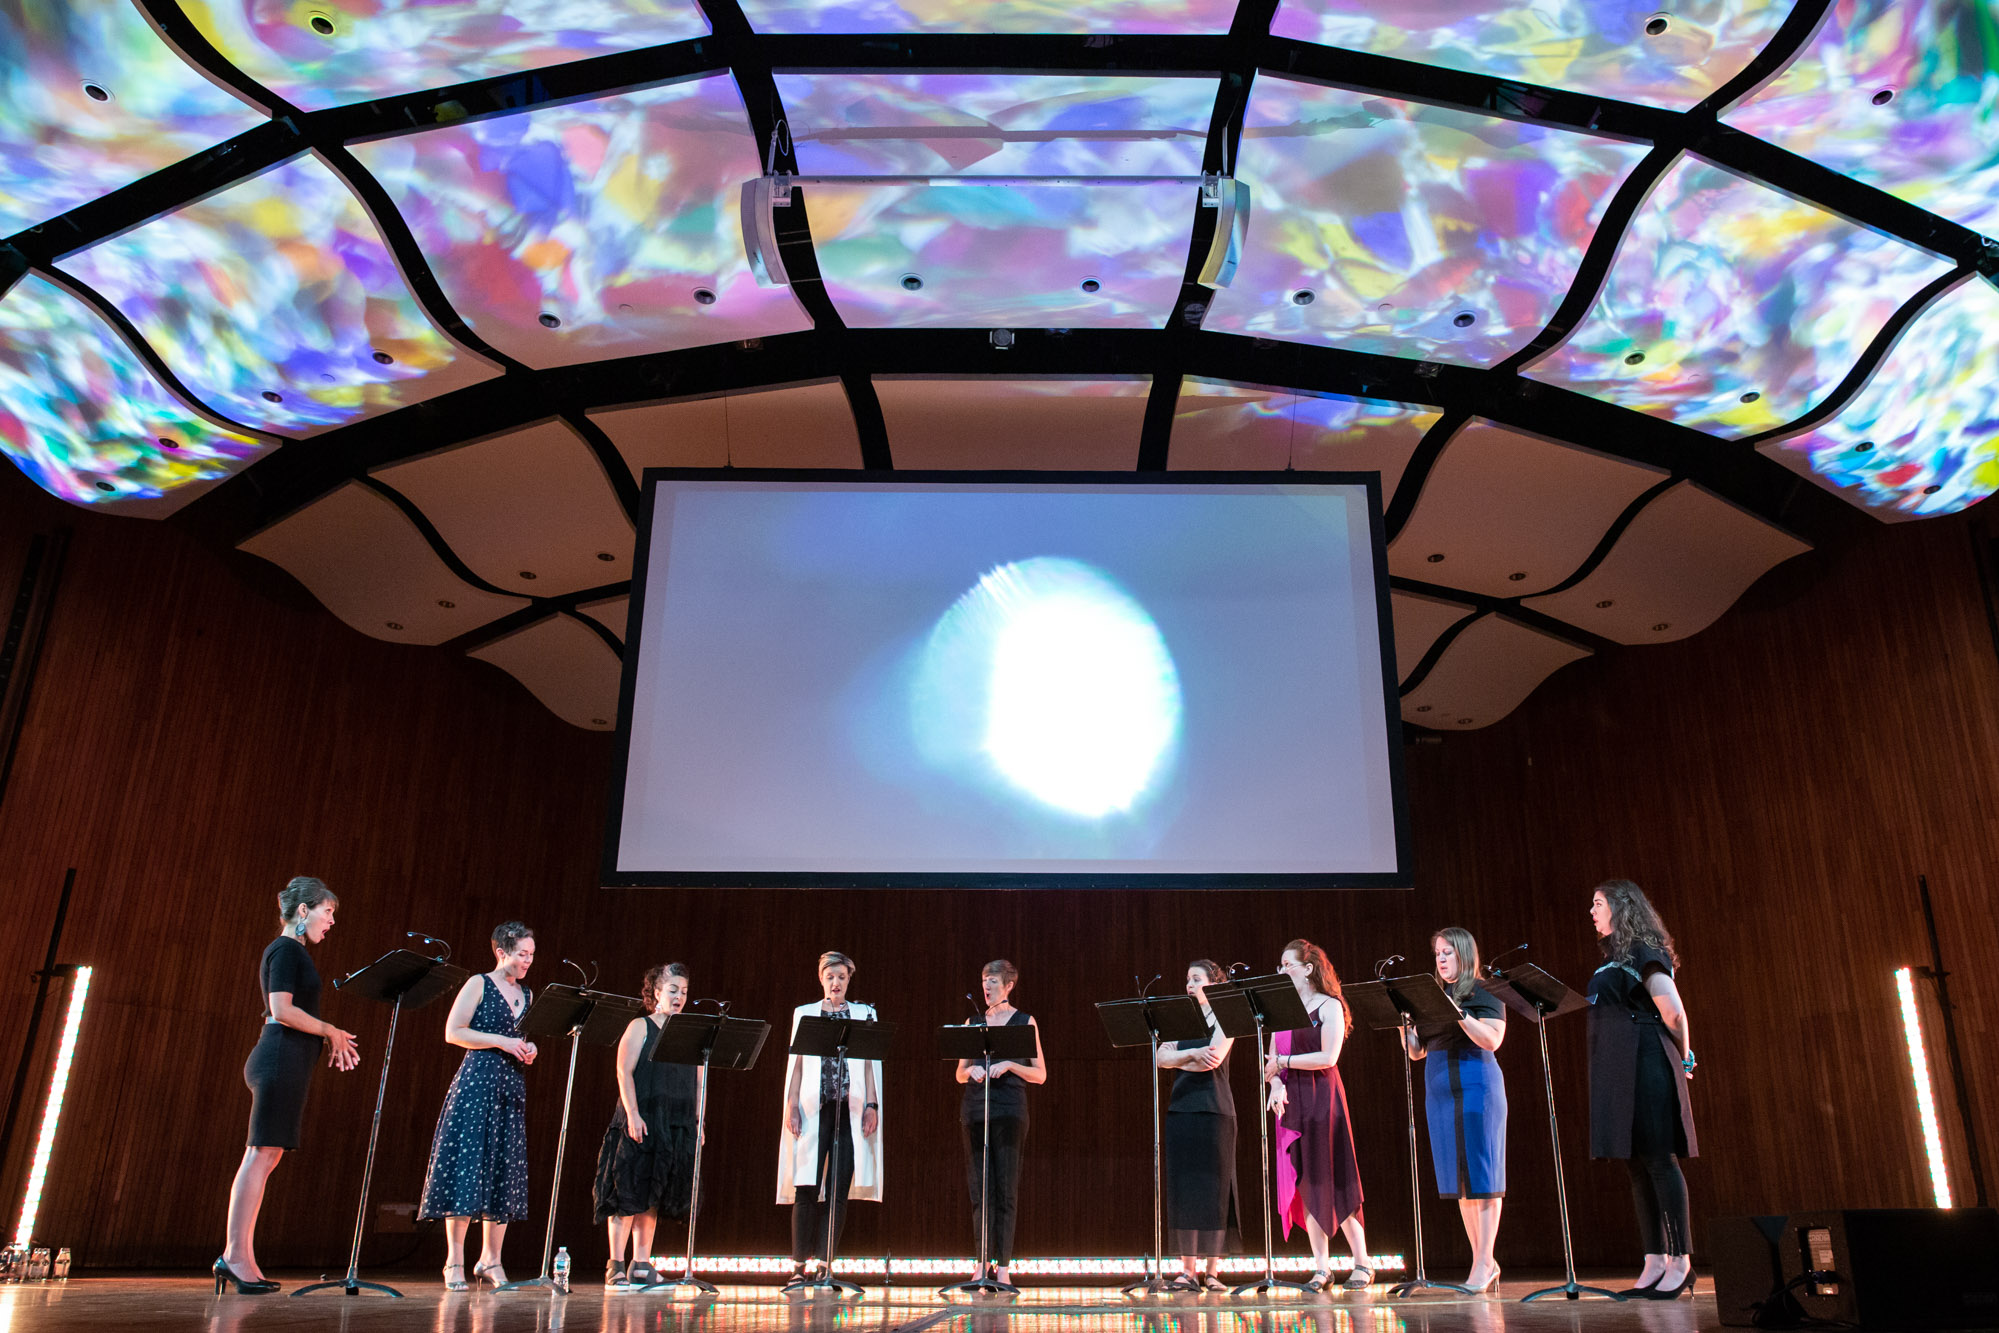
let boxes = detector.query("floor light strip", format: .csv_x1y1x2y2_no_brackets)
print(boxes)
1894,966,1952,1208
13,966,92,1250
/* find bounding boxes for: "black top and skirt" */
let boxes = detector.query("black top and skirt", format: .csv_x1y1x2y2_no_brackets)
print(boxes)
1587,941,1697,1256
1164,1016,1241,1256
1416,981,1507,1198
418,975,532,1223
961,1009,1032,1265
243,936,323,1150
592,1015,699,1221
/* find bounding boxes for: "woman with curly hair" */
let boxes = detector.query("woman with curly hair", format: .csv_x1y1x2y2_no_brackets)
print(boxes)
593,962,698,1286
1587,880,1698,1299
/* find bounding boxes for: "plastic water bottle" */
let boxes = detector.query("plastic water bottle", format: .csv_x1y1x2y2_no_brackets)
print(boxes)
54,1249,70,1280
552,1246,570,1294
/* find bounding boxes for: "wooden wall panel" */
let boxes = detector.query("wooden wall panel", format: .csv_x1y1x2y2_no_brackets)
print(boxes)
0,463,1994,1280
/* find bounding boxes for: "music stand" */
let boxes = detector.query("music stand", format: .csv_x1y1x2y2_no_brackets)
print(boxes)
937,1021,1040,1297
495,985,646,1293
1204,975,1316,1299
786,1014,894,1299
638,1011,770,1296
1487,965,1620,1303
1346,975,1473,1297
1097,992,1216,1296
294,949,467,1299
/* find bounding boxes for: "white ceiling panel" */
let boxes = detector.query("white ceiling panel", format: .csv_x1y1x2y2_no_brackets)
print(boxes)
576,594,630,643
1389,419,1666,597
725,379,864,468
1169,377,1440,495
372,418,635,597
589,394,730,473
238,481,529,644
1389,589,1476,685
877,375,1150,469
1524,481,1811,643
1401,613,1592,730
468,612,623,731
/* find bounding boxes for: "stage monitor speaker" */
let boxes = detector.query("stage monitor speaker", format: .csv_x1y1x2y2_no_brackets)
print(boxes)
1712,1208,1999,1328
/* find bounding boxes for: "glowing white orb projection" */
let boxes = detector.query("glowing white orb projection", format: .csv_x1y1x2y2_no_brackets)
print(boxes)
914,558,1182,818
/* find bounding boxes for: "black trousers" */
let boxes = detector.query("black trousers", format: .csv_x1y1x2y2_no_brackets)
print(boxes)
962,1113,1028,1264
791,1102,855,1262
1625,1038,1691,1256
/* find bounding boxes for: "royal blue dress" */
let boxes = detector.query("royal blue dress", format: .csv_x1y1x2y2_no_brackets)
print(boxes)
1417,982,1507,1198
418,975,531,1222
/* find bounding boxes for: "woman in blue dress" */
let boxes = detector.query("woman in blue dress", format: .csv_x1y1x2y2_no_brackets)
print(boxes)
419,922,538,1290
1405,926,1507,1293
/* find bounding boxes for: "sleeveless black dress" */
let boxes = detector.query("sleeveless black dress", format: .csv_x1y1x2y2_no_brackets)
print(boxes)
1164,1014,1241,1255
243,936,323,1149
593,1015,699,1221
960,1009,1032,1264
418,975,532,1222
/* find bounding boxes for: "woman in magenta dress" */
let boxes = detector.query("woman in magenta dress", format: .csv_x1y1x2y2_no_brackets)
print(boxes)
1263,938,1374,1290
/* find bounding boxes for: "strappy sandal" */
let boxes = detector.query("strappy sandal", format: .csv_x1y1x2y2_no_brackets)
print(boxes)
1309,1269,1333,1291
1165,1273,1201,1292
1344,1264,1374,1290
1200,1274,1227,1292
473,1261,506,1287
442,1263,468,1292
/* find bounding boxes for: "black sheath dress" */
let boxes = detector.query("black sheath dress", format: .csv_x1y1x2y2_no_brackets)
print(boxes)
1586,943,1697,1160
243,936,323,1150
1164,1017,1241,1256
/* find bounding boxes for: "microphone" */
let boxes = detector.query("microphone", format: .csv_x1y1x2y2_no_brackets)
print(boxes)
1137,973,1162,999
1375,954,1404,978
563,958,596,989
1485,943,1529,978
967,992,986,1025
406,931,450,961
1227,962,1250,977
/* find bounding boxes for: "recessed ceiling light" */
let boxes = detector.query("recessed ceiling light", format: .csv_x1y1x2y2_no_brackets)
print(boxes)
1415,705,1431,713
437,600,455,608
592,718,610,726
94,481,114,492
1426,553,1445,563
1923,484,1942,494
617,303,634,314
1652,622,1670,632
1080,278,1101,294
1291,290,1315,306
386,621,403,630
519,571,538,580
1872,89,1896,106
158,437,179,450
1855,440,1874,453
1644,14,1670,35
308,13,335,35
371,350,393,364
1452,311,1477,328
693,288,717,305
1740,391,1760,403
1624,351,1645,365
1376,301,1393,312
262,390,283,402
1508,572,1527,581
900,274,924,292
596,552,615,562
81,82,111,103
1596,599,1614,609
539,312,562,328
1458,717,1473,725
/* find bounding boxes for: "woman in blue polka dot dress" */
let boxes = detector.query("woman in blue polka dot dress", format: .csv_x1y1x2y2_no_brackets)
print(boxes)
419,921,539,1290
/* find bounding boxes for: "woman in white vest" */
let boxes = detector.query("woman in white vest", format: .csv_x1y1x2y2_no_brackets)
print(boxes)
777,950,882,1287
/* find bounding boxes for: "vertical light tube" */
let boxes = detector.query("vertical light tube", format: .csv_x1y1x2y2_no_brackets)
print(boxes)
13,966,92,1249
1894,967,1952,1208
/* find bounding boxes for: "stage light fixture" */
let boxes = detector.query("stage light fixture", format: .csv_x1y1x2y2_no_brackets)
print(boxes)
1895,967,1952,1207
13,966,92,1250
657,1253,1405,1278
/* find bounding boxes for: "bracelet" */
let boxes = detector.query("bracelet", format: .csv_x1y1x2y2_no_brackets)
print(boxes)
864,1101,879,1109
1681,1051,1697,1070
1280,1054,1289,1070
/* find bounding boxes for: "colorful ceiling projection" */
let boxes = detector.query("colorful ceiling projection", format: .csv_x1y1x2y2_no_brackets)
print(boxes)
0,0,1993,726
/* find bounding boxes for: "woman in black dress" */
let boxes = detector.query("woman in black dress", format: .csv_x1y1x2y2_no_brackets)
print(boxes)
1157,959,1239,1291
1405,927,1507,1292
954,960,1045,1287
593,962,697,1286
1587,880,1697,1299
217,877,359,1294
419,921,538,1290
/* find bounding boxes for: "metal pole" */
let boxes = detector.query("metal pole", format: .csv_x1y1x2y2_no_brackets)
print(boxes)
499,1024,581,1291
294,994,404,1297
664,1058,717,1294
1390,1014,1470,1297
1231,1012,1310,1297
1521,1006,1620,1301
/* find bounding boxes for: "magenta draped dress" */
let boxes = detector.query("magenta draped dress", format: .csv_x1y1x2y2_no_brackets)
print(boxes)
1273,998,1365,1237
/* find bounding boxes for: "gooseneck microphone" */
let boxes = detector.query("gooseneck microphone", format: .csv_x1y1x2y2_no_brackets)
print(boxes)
966,992,985,1025
1485,943,1529,978
1374,954,1404,978
406,930,451,961
1227,962,1250,977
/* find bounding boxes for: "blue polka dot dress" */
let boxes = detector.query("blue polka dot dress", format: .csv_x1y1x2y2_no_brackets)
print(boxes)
418,975,531,1222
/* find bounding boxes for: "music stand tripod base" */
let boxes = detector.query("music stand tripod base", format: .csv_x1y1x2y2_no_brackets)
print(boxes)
1230,1274,1319,1298
1523,1279,1624,1301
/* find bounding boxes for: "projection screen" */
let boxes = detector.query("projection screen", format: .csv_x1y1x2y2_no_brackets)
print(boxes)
603,471,1410,888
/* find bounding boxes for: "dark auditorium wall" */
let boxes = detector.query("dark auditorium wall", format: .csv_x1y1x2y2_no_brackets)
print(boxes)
0,461,1994,1276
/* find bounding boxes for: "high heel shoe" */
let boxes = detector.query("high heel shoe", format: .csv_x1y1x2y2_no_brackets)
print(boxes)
1343,1264,1375,1290
1617,1273,1663,1298
442,1263,468,1292
1473,1265,1502,1295
212,1257,278,1294
1645,1267,1695,1300
473,1261,507,1287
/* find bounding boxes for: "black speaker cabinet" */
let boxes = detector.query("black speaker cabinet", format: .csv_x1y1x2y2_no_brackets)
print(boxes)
1713,1208,1999,1328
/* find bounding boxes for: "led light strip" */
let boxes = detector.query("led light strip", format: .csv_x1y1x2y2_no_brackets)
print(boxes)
1894,967,1952,1208
658,1254,1406,1277
13,966,92,1250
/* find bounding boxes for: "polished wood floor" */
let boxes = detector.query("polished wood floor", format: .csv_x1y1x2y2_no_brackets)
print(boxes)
0,1276,1719,1333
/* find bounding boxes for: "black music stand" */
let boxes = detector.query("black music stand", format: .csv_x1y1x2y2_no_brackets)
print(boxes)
1097,993,1209,1297
1347,975,1473,1297
1205,975,1316,1298
638,1011,770,1296
937,1021,1041,1297
496,985,646,1293
1488,965,1620,1303
295,949,467,1299
787,1014,893,1299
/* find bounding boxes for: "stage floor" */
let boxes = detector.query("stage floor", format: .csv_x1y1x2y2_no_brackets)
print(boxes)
0,1276,1719,1333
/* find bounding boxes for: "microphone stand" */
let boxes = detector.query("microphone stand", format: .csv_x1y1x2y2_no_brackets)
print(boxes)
941,999,1012,1297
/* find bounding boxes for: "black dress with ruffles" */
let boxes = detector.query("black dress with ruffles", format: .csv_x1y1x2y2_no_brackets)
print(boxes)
593,1015,698,1221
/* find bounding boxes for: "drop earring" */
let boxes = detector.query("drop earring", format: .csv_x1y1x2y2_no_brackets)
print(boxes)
293,920,308,938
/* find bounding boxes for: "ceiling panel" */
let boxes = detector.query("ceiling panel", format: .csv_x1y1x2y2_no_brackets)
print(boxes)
1168,377,1439,489
1524,481,1809,642
576,594,630,643
1389,589,1476,685
875,375,1149,468
740,0,1237,32
1389,419,1666,595
61,153,498,436
0,273,267,511
592,379,865,471
179,0,709,113
777,73,1215,177
590,395,729,471
1272,0,1791,111
1757,274,1999,520
351,77,812,369
1526,156,1952,437
1203,77,1652,366
0,0,263,235
372,419,635,595
468,612,623,731
1721,0,1999,237
1401,613,1591,729
238,480,529,643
